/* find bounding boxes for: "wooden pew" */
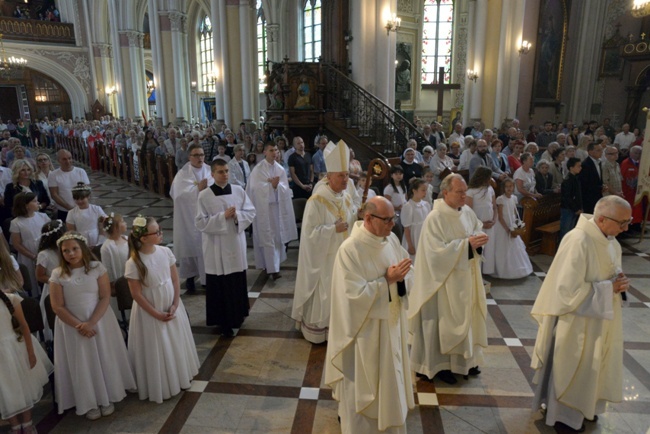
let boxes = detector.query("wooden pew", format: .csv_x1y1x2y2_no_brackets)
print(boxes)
520,193,561,255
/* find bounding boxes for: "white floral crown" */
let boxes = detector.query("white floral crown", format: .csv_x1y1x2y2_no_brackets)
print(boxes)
42,219,63,237
132,215,148,238
103,212,116,231
71,183,92,192
56,232,88,247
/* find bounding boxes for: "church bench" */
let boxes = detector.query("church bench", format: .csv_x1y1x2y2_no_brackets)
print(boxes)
520,193,561,255
536,220,561,256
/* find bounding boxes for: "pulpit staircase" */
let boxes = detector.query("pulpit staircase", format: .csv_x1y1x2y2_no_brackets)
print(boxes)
264,62,427,166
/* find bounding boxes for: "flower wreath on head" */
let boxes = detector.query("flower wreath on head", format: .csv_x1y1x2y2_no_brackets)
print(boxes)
56,232,88,247
71,183,92,193
42,219,63,237
132,215,149,238
103,212,115,232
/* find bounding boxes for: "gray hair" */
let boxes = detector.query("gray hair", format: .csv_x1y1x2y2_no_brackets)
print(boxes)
594,195,631,219
440,173,464,193
536,159,551,170
436,144,447,152
233,144,246,153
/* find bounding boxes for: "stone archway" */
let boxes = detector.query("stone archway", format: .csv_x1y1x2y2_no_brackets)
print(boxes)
625,65,650,129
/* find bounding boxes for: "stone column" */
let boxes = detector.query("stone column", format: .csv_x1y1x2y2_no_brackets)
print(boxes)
239,0,255,122
469,0,487,122
148,0,166,125
118,30,147,121
266,23,281,62
93,44,114,112
169,11,189,123
493,0,513,126
505,0,525,120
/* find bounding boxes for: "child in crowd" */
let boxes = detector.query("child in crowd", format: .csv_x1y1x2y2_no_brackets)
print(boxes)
66,183,107,248
492,179,533,279
423,168,435,206
49,231,136,420
466,167,497,275
560,157,583,241
401,178,431,260
214,144,231,163
100,213,128,316
125,216,199,403
356,171,376,201
0,234,23,293
383,165,406,213
0,290,53,434
36,219,65,341
10,192,50,296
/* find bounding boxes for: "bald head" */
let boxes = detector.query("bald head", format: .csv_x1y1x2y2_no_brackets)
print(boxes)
57,149,73,171
363,196,395,237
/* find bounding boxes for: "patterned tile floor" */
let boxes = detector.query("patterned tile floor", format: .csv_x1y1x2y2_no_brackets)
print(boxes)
2,162,650,433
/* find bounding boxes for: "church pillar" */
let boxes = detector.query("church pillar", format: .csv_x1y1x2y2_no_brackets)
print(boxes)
148,0,167,125
567,1,607,123
168,12,190,124
505,0,525,120
464,0,476,124
212,0,233,127
266,23,281,62
493,0,520,126
349,0,396,106
107,0,125,118
93,44,115,113
469,0,487,122
239,0,255,122
118,31,147,121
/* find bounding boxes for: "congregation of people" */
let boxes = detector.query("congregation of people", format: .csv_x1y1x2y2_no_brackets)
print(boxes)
0,113,642,434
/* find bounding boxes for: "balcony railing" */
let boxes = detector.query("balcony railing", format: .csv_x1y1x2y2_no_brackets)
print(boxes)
0,17,75,45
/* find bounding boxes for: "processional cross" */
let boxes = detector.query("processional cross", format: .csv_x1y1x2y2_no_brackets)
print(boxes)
422,67,461,122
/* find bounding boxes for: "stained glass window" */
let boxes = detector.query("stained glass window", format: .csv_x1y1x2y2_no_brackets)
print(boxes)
257,1,267,93
199,15,215,92
303,0,322,62
421,0,454,84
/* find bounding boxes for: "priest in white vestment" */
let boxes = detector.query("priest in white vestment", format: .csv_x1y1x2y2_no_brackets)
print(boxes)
170,143,214,291
531,196,630,432
325,196,414,434
408,173,489,385
292,140,358,343
246,143,297,279
196,158,256,336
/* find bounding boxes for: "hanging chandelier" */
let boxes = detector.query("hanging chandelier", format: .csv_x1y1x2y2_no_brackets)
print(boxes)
0,33,28,80
632,0,650,18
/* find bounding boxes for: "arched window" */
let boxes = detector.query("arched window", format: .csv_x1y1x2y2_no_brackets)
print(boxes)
302,0,321,62
257,1,267,93
199,15,215,92
421,0,454,84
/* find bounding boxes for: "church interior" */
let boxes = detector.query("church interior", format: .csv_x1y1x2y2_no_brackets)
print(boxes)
1,0,650,433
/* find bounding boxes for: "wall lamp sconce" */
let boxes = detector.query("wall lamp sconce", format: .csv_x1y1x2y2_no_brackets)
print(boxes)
518,40,532,55
467,69,478,82
190,81,197,89
146,79,155,93
385,14,401,35
105,86,118,96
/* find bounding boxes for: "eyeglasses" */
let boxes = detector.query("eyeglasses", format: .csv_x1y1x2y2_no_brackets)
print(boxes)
602,215,633,228
369,214,397,224
190,153,205,158
143,229,163,236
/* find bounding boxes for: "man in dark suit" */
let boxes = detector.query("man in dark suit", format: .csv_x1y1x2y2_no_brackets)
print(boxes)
579,142,607,214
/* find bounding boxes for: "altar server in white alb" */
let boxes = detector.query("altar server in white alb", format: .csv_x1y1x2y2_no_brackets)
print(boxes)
325,196,414,434
246,143,297,280
196,158,256,337
169,143,213,291
531,195,630,432
292,140,358,344
408,173,489,385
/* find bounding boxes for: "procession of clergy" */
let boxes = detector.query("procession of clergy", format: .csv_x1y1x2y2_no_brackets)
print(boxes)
173,137,631,434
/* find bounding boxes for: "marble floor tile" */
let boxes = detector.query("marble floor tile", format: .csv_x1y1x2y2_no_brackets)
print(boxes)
183,393,249,430
235,396,298,433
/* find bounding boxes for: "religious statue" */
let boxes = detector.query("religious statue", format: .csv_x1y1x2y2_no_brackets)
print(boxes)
269,76,284,110
396,59,411,94
294,77,314,109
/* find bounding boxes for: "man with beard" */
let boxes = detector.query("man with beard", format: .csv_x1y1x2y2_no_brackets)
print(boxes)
469,139,508,181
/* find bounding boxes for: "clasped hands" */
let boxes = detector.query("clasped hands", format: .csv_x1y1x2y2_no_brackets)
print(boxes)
469,232,489,249
334,218,348,233
76,322,97,338
267,176,280,188
385,258,412,285
224,206,237,219
613,273,630,294
156,304,178,322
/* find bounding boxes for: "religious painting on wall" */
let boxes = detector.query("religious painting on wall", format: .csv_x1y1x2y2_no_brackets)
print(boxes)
599,30,626,79
396,42,413,101
449,108,461,135
531,0,571,107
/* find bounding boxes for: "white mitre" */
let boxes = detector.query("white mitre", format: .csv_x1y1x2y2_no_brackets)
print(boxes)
324,140,350,173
